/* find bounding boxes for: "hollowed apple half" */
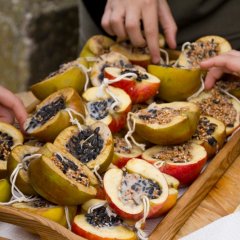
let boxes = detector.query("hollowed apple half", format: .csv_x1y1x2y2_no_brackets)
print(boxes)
0,179,11,202
142,142,207,186
104,66,160,103
12,199,77,227
90,52,131,87
82,86,132,133
189,88,240,136
80,35,115,58
73,198,137,240
112,136,143,168
24,87,85,142
147,64,202,102
133,102,200,145
7,145,40,196
178,35,232,68
0,122,24,179
28,143,98,205
216,75,240,99
54,122,113,173
31,58,88,100
191,115,226,158
104,158,168,220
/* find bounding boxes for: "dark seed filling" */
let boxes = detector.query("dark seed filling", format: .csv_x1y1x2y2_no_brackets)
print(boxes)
119,172,162,206
120,68,149,82
114,136,131,154
0,131,14,161
28,198,54,208
88,98,115,120
85,206,122,228
195,89,237,127
185,39,219,67
192,117,218,146
26,97,65,131
137,107,182,124
216,78,240,91
66,127,104,164
152,144,192,163
53,153,89,186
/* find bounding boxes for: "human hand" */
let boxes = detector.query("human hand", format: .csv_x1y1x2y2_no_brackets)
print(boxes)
101,0,177,64
0,86,28,130
200,50,240,90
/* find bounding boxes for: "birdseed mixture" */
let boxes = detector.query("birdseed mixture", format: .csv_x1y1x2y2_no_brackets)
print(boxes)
114,136,131,154
85,206,122,228
192,116,218,147
0,131,14,161
137,107,182,124
119,172,161,206
66,127,104,164
120,68,149,82
152,144,192,163
53,153,89,186
25,97,65,131
184,39,219,67
88,98,115,120
194,89,237,127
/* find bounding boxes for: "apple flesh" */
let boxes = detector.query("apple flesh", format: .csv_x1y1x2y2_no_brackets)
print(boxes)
112,136,143,168
104,158,168,220
80,35,115,58
82,86,132,133
90,52,131,87
142,142,207,186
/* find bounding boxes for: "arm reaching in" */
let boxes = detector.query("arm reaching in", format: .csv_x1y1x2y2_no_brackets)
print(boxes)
200,50,240,89
0,86,28,130
101,0,177,64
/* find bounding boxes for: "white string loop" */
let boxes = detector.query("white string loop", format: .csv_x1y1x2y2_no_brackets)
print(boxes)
187,74,205,101
65,108,85,131
64,206,72,230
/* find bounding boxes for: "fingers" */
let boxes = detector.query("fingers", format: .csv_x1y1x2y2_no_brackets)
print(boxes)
125,6,146,47
141,0,160,63
200,50,240,90
204,67,224,90
101,1,115,36
158,0,177,49
0,86,28,129
0,105,14,124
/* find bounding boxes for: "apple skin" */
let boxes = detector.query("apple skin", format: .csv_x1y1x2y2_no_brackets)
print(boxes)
104,67,160,104
150,188,178,218
0,179,11,202
147,64,202,102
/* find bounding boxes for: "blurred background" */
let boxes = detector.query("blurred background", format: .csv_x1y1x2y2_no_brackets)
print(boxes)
0,0,82,93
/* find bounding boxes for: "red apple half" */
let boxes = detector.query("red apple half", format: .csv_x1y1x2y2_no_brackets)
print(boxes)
90,52,131,87
82,86,132,133
104,158,168,220
112,136,143,168
104,66,160,103
72,199,137,240
142,142,207,186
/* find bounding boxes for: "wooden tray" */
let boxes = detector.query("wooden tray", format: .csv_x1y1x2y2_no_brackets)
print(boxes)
1,93,240,240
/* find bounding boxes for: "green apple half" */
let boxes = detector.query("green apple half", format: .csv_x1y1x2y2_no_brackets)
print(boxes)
28,143,98,205
133,102,200,145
